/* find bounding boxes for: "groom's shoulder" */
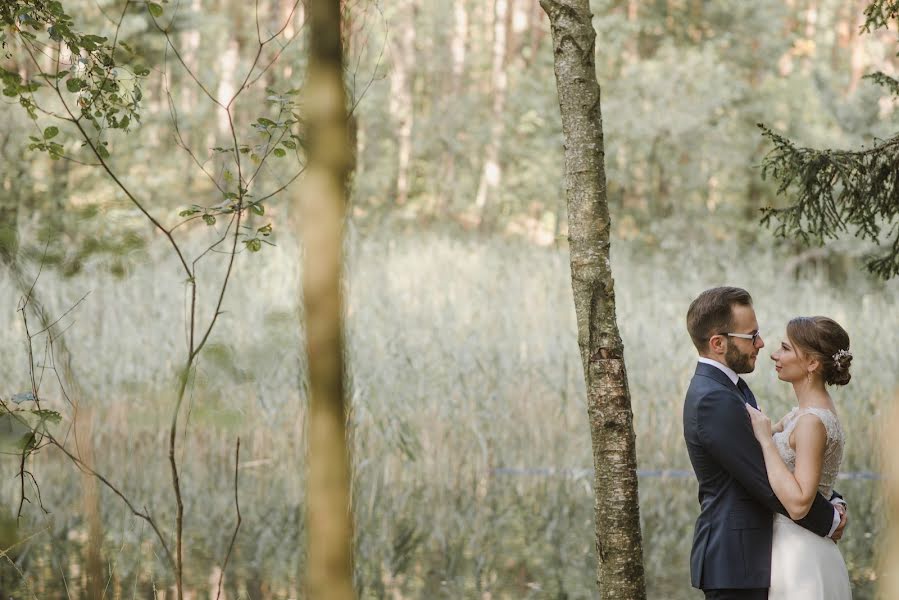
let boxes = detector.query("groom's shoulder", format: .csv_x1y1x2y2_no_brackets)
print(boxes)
685,371,737,405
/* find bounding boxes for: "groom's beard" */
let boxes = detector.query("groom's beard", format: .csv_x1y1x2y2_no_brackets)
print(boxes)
725,343,755,374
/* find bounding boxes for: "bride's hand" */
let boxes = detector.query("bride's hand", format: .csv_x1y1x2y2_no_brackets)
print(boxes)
745,404,773,441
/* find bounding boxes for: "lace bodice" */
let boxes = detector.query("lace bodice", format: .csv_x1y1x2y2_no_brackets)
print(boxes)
772,407,845,498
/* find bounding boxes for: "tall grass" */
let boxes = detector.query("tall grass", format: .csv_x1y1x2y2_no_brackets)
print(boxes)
0,226,895,599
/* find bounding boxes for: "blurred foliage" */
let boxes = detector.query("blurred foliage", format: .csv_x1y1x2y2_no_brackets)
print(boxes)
761,0,899,278
0,0,895,280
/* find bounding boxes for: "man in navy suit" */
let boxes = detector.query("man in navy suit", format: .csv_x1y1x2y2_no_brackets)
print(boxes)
682,287,847,600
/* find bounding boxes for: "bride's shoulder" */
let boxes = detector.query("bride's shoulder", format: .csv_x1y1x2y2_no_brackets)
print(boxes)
795,407,843,439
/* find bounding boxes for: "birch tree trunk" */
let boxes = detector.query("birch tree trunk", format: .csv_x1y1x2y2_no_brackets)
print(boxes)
474,0,513,225
539,1,646,598
296,1,354,599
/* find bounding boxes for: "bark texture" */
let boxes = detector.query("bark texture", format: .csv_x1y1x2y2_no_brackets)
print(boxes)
539,1,646,598
297,1,355,599
883,398,899,600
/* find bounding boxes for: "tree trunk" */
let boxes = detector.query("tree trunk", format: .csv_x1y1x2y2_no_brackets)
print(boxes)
388,1,416,205
539,2,646,598
433,0,469,215
846,0,868,95
474,0,513,226
297,1,354,599
281,0,304,81
884,398,899,600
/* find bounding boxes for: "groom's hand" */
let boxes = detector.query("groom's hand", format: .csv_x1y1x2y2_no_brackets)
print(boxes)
832,504,848,543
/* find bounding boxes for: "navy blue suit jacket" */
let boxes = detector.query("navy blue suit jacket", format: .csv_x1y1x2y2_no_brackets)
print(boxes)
683,362,836,590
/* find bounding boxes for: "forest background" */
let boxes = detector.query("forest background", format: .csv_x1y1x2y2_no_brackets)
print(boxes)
1,0,898,598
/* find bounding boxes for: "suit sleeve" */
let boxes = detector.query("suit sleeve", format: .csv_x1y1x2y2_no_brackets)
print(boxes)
696,389,835,537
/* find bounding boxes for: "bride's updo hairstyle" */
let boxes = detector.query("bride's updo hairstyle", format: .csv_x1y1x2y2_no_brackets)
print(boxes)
786,316,852,386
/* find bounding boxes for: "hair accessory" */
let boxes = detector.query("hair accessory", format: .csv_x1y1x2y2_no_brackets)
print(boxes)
832,348,852,370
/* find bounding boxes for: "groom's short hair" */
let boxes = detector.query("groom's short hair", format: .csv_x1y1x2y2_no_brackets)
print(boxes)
687,287,753,352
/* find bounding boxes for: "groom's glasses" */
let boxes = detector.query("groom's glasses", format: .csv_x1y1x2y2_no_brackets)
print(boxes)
721,330,762,345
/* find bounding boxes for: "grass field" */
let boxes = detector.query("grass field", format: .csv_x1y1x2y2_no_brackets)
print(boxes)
0,225,895,599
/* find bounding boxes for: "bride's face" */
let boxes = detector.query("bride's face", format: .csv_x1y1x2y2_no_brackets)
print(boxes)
770,338,812,383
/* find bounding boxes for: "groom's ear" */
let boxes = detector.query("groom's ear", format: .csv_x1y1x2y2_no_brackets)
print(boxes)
708,333,726,355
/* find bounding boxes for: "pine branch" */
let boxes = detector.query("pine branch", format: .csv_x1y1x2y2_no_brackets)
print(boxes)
758,124,899,278
862,0,899,34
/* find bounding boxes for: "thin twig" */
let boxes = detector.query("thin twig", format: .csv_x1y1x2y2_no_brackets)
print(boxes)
31,291,91,337
215,438,242,600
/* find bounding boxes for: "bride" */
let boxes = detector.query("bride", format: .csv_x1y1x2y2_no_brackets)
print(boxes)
746,316,853,599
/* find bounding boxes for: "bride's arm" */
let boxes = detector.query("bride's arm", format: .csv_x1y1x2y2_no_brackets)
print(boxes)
746,408,827,520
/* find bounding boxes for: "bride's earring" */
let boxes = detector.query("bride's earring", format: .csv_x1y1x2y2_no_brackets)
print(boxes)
807,370,812,385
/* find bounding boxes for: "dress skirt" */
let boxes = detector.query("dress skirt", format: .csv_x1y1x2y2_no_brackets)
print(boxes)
768,513,852,599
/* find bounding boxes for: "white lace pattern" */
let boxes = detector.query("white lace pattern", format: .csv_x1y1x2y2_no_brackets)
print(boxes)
772,407,845,499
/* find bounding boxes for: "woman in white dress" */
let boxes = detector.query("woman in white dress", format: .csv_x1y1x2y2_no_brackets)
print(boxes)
745,316,853,600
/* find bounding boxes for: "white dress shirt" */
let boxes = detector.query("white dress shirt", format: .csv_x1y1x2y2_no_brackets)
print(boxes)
696,357,842,538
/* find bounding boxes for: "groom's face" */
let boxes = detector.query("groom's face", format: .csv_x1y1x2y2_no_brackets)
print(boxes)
723,304,764,374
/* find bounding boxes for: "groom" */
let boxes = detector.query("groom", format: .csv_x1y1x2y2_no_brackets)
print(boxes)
682,287,847,600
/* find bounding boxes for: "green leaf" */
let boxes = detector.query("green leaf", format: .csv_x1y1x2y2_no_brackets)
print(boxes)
134,65,150,77
148,2,164,17
43,126,59,139
281,140,297,150
223,169,234,184
273,148,286,158
18,432,37,452
179,208,200,217
31,409,62,425
258,223,272,236
66,77,84,92
251,203,264,216
202,214,216,226
245,238,262,252
97,144,110,159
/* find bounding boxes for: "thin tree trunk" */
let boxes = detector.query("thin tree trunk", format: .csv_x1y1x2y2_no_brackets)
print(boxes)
434,0,469,215
76,405,104,600
539,1,646,598
180,0,202,115
801,0,819,71
388,2,416,205
297,1,354,599
474,0,513,226
847,0,868,95
217,40,239,135
282,0,304,81
884,397,899,600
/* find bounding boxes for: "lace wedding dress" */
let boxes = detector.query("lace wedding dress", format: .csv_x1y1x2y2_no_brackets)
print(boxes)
768,407,852,599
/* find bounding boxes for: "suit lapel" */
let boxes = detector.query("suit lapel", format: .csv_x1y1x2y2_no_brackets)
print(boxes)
694,362,755,407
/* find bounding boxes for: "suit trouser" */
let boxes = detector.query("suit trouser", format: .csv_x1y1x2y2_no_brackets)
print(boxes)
703,588,767,600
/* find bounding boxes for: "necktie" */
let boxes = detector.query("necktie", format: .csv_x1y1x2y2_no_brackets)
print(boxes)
737,378,758,409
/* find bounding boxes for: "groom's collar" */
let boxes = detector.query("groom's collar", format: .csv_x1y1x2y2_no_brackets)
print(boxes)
697,357,740,385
